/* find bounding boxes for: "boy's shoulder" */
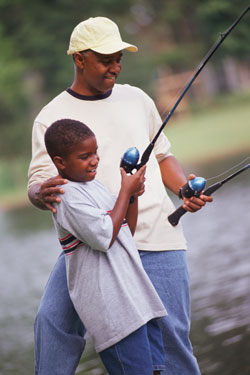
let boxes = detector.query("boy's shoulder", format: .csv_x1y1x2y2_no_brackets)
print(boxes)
62,179,100,194
60,179,111,203
53,179,115,227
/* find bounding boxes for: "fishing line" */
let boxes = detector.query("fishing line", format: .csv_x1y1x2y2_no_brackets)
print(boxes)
168,162,250,226
206,156,250,182
121,6,250,174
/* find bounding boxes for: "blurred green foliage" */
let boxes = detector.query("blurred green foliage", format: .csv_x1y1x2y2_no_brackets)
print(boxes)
0,0,249,159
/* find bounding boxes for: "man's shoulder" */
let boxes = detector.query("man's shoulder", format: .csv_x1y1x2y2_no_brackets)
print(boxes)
34,90,70,124
113,83,152,103
114,83,146,96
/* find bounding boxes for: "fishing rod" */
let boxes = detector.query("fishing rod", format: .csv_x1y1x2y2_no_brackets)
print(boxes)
120,5,250,174
168,163,250,226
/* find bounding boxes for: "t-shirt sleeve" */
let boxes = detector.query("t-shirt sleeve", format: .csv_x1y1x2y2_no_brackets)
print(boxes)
28,120,58,188
54,186,113,252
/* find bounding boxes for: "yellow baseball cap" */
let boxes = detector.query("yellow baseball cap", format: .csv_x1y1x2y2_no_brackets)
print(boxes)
67,17,138,55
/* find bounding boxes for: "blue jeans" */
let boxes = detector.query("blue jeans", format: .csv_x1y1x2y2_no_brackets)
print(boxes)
34,252,85,375
99,319,165,375
34,250,200,375
139,250,200,375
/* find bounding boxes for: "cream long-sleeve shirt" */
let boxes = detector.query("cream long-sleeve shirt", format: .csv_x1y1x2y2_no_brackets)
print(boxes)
28,83,186,251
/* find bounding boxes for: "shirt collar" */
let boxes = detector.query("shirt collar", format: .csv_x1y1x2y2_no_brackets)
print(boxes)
66,87,112,101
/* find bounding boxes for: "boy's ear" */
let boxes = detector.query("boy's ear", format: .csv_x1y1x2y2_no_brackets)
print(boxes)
53,156,66,170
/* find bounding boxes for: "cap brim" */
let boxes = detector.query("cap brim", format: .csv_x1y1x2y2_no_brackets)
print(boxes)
91,41,138,54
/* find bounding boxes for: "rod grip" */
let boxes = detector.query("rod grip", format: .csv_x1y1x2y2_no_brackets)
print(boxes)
168,206,187,226
168,181,223,226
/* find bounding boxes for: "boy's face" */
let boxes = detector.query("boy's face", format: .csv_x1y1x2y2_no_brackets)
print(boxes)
60,136,99,182
79,50,123,95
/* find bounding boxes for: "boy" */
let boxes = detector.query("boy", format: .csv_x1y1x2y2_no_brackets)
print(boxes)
44,118,167,375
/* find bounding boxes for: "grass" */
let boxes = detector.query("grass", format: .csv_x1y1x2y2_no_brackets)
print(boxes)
0,92,249,210
165,92,250,165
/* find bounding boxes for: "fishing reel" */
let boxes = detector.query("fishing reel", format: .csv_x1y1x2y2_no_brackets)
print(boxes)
120,147,142,204
120,147,140,174
179,177,206,199
168,177,206,226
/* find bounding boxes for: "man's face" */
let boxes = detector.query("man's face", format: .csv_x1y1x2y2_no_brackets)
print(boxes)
61,136,99,182
80,50,123,95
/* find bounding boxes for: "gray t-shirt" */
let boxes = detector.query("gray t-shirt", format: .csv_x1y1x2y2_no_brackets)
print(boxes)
53,179,167,352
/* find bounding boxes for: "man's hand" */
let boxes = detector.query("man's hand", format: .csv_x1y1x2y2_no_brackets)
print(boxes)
28,176,68,213
182,174,213,213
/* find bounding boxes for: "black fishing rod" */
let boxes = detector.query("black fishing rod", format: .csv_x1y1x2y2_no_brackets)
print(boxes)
120,5,250,174
168,163,250,226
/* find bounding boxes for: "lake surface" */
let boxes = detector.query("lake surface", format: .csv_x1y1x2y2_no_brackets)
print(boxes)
1,156,250,375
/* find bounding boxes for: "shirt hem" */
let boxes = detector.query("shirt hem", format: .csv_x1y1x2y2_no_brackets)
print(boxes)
135,243,187,251
95,310,167,353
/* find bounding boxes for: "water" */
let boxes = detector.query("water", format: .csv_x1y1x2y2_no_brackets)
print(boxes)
1,157,250,375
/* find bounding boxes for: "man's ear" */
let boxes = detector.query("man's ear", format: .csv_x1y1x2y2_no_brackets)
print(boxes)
53,156,66,170
74,52,85,69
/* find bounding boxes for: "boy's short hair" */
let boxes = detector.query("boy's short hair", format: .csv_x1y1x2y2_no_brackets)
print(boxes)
45,119,95,160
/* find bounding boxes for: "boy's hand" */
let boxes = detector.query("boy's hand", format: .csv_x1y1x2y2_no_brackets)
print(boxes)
120,165,146,198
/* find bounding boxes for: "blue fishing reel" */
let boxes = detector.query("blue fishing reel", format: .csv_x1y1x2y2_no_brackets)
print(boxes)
169,176,206,226
120,147,140,174
180,177,206,198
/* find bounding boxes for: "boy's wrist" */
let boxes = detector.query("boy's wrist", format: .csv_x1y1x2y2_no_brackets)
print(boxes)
120,186,133,200
129,196,137,204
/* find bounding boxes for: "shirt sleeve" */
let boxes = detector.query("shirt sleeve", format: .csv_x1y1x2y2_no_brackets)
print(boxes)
54,186,113,252
28,120,58,188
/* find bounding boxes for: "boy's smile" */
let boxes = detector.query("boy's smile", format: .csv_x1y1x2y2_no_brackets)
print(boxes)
59,136,99,182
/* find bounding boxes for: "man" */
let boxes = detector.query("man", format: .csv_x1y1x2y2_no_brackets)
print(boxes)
28,17,212,375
